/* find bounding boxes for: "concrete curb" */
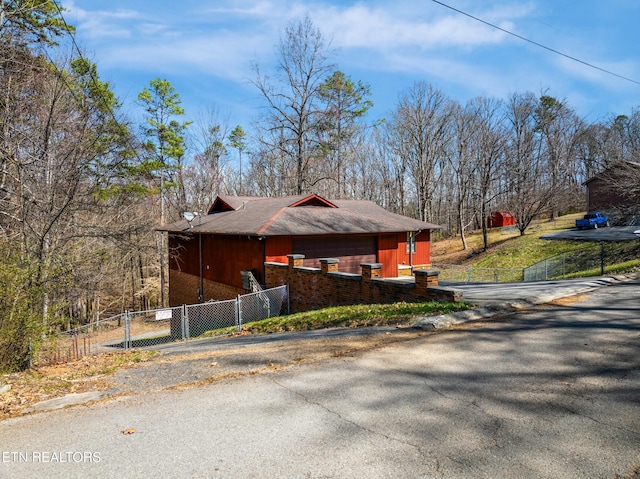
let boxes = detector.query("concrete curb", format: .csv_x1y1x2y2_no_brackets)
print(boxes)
413,272,640,331
23,391,113,414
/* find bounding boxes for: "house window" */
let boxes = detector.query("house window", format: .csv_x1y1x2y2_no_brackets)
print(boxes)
406,232,416,254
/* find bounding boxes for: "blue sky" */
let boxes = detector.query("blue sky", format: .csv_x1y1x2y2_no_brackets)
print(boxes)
64,0,640,130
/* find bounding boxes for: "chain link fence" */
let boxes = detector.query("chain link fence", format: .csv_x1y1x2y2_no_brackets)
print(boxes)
37,285,289,365
36,314,126,365
523,245,604,281
436,241,639,284
434,264,524,283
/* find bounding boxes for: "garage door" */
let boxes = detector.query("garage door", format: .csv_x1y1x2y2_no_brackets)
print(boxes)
293,236,377,274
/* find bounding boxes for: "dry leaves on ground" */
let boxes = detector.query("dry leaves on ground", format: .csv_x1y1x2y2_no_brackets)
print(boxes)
0,351,156,420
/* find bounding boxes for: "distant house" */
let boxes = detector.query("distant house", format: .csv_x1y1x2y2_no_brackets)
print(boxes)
159,194,441,306
584,160,640,222
487,211,516,228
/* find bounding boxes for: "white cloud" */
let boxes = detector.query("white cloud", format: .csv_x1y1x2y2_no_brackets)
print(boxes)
310,2,537,51
62,0,640,123
66,1,141,40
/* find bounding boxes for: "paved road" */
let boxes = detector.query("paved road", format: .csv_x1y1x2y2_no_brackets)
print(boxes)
1,279,639,479
442,275,633,306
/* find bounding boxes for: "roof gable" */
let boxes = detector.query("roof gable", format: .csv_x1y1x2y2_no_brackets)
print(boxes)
288,194,337,208
209,197,234,213
209,195,259,213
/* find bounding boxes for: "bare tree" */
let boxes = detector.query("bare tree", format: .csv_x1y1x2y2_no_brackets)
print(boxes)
467,97,507,250
369,123,404,214
593,109,640,219
534,94,584,219
251,16,335,194
604,109,640,166
503,92,553,235
247,121,295,196
183,109,231,212
574,122,609,185
390,82,455,222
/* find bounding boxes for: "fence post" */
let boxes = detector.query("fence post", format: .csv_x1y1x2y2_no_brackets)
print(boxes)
545,259,549,281
124,311,130,351
286,284,290,315
264,294,271,317
236,295,242,331
181,304,190,342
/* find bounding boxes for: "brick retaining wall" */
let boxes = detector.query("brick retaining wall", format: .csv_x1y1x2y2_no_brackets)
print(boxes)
265,255,463,313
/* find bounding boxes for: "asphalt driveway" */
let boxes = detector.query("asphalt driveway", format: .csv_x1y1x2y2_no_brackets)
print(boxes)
540,225,640,242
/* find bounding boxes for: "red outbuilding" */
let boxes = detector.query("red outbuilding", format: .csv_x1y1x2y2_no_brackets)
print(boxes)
487,211,516,228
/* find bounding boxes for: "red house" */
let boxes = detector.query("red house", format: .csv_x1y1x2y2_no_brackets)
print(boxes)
487,211,516,228
159,194,441,306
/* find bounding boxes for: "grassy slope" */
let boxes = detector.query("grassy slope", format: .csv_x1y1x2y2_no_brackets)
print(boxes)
202,301,472,337
431,213,639,271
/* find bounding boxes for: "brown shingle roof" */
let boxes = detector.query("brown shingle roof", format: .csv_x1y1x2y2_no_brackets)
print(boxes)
159,195,440,236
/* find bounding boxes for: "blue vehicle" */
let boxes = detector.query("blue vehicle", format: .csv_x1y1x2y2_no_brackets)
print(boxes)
576,212,610,230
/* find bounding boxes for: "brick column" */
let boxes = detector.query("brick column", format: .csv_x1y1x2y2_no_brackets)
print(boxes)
361,263,382,283
414,269,439,289
320,258,339,274
287,254,305,270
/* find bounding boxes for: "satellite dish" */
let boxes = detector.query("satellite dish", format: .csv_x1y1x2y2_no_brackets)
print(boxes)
183,212,196,223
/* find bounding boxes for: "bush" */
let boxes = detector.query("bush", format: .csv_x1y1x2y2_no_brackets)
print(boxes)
0,246,44,372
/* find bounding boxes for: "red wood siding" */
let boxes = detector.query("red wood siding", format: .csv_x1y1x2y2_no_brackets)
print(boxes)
265,236,292,264
169,234,198,274
292,235,376,274
397,231,431,266
170,234,264,288
378,234,398,277
170,228,434,295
